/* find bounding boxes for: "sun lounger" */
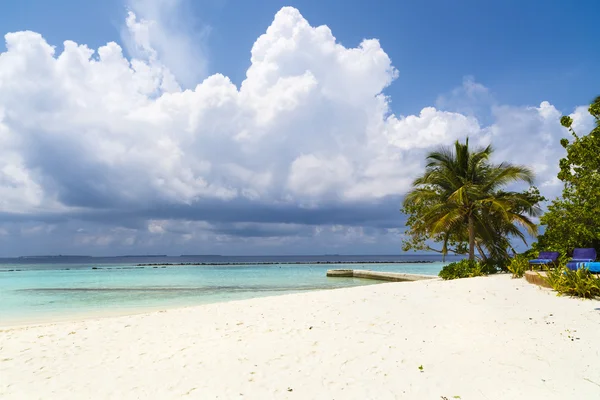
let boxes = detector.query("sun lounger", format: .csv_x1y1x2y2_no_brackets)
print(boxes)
566,261,600,273
528,251,560,269
566,248,598,272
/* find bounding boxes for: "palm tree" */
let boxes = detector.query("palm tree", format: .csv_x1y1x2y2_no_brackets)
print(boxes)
403,139,540,262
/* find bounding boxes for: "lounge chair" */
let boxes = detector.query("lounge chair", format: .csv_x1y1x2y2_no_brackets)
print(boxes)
528,251,560,269
566,248,599,273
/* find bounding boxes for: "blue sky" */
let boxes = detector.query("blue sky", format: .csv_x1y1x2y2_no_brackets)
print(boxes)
0,0,597,256
3,0,597,114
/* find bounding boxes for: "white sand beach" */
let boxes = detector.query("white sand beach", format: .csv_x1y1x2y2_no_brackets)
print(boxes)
1,274,599,399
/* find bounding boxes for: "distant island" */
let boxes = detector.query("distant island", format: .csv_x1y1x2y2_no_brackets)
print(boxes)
179,255,223,257
120,255,168,258
18,255,93,259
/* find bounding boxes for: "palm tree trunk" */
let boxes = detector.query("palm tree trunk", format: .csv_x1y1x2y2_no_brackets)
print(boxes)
468,215,475,261
476,241,488,262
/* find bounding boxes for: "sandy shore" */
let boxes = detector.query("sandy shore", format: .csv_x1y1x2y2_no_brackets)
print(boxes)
1,275,599,399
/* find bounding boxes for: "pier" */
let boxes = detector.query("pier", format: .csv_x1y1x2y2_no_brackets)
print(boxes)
326,269,439,282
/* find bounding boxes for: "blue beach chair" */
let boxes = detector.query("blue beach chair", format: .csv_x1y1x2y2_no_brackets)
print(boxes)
566,248,599,273
528,251,560,269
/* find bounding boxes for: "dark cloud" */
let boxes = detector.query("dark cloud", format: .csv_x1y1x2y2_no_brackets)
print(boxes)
0,195,406,231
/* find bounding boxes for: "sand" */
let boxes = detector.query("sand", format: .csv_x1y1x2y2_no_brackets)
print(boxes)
1,274,599,399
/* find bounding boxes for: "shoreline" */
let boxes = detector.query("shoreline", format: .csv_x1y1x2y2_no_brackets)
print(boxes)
0,268,438,328
1,269,441,328
2,275,599,399
0,306,172,331
0,274,390,329
2,283,379,331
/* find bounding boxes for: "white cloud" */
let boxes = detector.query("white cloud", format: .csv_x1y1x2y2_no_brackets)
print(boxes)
436,75,494,117
0,6,593,253
287,154,354,199
122,0,209,88
0,6,477,211
384,107,481,150
485,101,594,196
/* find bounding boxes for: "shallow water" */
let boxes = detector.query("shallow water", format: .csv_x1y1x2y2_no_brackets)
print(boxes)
0,259,448,325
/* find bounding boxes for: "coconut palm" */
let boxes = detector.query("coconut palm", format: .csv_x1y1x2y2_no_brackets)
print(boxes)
403,139,540,262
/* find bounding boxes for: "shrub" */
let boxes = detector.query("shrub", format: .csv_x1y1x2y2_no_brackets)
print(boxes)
477,261,499,275
521,248,538,259
439,259,490,280
507,254,529,278
544,265,600,299
479,258,504,273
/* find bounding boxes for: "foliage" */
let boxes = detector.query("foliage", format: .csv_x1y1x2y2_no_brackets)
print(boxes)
544,265,600,299
478,257,506,273
402,139,542,263
520,248,539,260
478,261,499,275
507,254,529,278
535,96,600,255
438,259,496,280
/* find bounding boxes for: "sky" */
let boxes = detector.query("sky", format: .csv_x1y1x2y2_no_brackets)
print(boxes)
0,0,597,256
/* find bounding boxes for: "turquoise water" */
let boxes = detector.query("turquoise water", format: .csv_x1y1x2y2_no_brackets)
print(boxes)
0,262,445,325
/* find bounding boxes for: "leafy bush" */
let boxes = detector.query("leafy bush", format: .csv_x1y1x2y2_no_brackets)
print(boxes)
507,254,529,278
439,259,492,280
479,258,504,273
478,261,499,275
544,265,600,298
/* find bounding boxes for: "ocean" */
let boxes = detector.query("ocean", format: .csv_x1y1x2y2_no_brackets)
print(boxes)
0,254,458,326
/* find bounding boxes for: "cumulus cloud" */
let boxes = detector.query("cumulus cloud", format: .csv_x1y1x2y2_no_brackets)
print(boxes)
0,7,592,255
122,0,209,88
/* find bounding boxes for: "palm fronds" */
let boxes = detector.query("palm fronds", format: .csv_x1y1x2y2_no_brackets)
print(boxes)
402,138,539,262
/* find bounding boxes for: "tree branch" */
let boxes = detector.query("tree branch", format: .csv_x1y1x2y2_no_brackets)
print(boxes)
425,245,462,255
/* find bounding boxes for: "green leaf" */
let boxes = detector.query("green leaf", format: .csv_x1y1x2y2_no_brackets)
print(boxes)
535,96,600,256
401,138,542,264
